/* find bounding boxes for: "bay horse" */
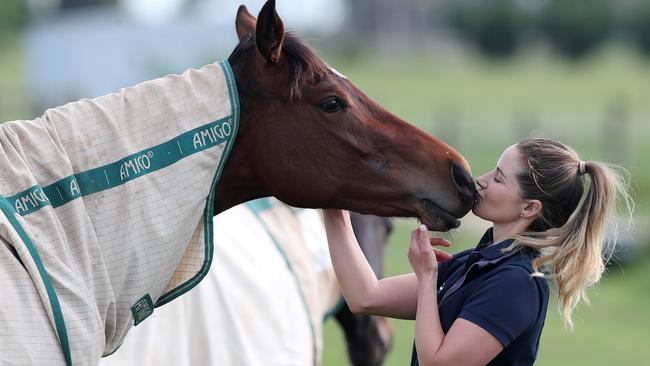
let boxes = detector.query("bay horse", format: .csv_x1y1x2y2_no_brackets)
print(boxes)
213,1,476,225
0,1,474,365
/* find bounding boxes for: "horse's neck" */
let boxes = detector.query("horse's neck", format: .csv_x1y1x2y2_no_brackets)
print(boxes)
213,177,267,214
212,120,268,214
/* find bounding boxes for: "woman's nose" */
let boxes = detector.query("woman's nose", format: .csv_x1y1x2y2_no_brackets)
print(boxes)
475,175,487,190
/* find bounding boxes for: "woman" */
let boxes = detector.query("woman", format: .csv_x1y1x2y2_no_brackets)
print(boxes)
324,137,632,365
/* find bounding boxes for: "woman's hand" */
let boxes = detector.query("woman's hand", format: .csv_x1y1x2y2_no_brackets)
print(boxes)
408,225,452,280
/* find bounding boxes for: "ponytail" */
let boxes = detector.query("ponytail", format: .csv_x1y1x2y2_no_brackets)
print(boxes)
511,138,634,329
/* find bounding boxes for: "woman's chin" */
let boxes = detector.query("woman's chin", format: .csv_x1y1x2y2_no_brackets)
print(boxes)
471,205,484,219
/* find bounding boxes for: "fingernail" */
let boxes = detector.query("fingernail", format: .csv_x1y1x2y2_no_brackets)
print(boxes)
419,225,427,232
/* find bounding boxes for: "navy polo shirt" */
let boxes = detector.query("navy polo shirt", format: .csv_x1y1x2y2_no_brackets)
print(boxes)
410,229,549,366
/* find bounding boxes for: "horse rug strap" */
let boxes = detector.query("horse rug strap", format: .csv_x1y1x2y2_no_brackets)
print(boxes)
0,61,239,365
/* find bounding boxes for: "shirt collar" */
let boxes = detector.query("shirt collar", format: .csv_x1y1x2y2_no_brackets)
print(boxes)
475,228,516,260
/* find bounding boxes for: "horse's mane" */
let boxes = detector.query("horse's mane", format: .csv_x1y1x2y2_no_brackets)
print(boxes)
228,32,329,100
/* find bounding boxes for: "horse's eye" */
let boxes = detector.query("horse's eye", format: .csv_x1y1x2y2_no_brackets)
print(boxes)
319,96,343,113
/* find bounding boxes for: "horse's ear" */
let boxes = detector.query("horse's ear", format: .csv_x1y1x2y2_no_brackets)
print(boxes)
256,0,285,64
236,5,256,40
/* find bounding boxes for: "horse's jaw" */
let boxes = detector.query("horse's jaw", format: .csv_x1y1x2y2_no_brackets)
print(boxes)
418,199,463,231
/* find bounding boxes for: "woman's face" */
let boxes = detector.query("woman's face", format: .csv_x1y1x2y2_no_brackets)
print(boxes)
472,144,527,224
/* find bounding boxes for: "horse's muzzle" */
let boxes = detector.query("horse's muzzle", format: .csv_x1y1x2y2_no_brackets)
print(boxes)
450,161,477,213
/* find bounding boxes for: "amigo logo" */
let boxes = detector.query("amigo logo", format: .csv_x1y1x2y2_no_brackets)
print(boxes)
192,120,232,149
120,151,153,180
69,178,81,197
14,187,50,214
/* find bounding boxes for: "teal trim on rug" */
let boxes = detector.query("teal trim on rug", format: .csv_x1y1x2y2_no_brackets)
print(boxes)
247,200,318,364
7,113,235,216
0,196,72,366
246,197,275,213
154,60,240,307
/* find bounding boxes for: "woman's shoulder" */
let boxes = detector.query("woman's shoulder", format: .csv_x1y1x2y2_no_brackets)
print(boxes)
489,255,550,294
500,247,542,271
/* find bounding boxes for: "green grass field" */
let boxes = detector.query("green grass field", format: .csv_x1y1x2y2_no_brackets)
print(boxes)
2,35,649,366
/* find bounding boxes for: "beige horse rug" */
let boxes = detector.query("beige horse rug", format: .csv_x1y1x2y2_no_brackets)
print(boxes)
0,61,239,365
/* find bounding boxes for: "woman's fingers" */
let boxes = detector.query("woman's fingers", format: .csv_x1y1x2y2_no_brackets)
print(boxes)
412,227,452,252
410,227,419,246
430,237,451,247
410,227,453,261
408,228,420,255
434,249,453,262
417,225,430,249
430,236,452,262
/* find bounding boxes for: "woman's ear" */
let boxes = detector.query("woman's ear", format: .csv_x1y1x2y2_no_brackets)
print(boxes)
521,200,542,218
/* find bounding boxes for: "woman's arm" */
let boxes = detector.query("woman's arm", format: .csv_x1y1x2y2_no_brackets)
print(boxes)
323,209,419,319
325,210,505,364
409,226,503,366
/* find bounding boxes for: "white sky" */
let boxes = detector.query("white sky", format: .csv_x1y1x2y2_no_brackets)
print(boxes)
120,0,347,34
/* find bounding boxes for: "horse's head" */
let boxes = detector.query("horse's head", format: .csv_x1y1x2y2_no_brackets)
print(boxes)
218,0,476,231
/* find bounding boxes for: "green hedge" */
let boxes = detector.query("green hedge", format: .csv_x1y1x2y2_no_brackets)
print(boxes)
447,0,530,58
539,0,613,59
629,0,650,56
446,0,622,60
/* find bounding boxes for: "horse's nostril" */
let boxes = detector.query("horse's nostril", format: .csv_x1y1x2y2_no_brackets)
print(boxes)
450,162,476,200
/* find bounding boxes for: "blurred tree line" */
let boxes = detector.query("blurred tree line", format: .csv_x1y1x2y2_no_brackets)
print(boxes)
4,0,650,60
447,0,650,59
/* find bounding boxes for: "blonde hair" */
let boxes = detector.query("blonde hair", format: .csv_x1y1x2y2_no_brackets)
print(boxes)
510,138,633,329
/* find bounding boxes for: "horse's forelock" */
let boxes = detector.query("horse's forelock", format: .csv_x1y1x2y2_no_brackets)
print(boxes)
282,32,329,101
228,32,329,101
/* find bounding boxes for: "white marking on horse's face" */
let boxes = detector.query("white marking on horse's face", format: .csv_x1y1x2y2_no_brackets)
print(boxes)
328,66,348,80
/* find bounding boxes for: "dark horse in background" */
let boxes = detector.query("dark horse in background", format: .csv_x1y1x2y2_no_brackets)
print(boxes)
341,212,394,366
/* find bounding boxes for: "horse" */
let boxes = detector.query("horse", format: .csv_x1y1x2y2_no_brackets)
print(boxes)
212,1,476,223
99,198,393,366
0,1,475,365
